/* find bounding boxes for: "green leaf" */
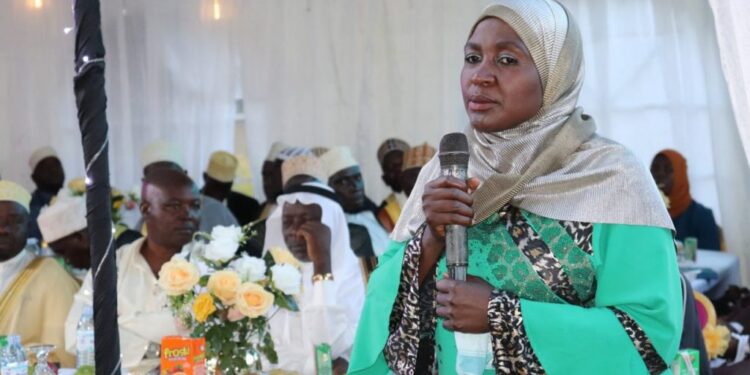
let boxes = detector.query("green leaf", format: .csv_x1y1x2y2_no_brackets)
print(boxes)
192,324,206,338
222,341,234,357
263,251,276,268
206,327,224,357
199,275,210,287
271,289,299,312
261,331,279,364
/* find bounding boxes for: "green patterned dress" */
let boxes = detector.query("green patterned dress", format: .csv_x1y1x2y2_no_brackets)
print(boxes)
348,205,682,374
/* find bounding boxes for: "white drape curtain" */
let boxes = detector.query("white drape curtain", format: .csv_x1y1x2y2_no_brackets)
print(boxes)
102,0,240,192
709,0,750,167
0,0,239,192
0,0,748,277
0,0,81,187
235,0,478,203
707,0,750,283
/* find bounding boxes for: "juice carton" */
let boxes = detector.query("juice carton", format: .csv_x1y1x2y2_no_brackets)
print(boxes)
160,336,206,375
672,349,699,375
314,343,333,375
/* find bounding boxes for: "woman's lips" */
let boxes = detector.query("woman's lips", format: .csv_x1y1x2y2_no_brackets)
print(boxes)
468,95,498,112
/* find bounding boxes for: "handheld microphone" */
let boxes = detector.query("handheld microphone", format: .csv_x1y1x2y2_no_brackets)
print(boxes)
438,133,470,281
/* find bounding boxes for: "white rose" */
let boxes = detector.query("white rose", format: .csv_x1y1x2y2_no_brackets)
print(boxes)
204,239,238,263
210,225,243,242
203,225,243,262
231,255,267,282
271,264,302,295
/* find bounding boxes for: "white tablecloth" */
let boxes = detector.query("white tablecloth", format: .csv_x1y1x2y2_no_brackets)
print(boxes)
681,249,742,299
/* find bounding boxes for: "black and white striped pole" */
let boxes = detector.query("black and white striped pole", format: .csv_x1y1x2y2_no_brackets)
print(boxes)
72,0,121,373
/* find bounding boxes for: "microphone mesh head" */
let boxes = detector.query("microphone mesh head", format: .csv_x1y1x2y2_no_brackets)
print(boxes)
439,133,469,167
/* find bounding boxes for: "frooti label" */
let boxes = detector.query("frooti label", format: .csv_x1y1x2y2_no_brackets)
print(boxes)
163,346,190,360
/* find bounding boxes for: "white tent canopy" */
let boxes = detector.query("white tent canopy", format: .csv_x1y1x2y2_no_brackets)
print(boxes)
1,0,749,279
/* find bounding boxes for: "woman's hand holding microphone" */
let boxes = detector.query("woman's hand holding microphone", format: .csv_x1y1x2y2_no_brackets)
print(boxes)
420,175,494,333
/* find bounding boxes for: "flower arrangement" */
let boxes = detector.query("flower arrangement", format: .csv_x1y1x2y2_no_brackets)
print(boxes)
66,177,139,224
158,225,302,373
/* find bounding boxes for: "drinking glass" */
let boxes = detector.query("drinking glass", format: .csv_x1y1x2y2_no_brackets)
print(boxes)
27,344,56,375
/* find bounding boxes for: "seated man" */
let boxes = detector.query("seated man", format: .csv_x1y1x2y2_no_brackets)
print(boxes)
399,143,435,198
202,150,261,226
37,195,90,281
0,180,78,367
320,146,389,257
240,152,327,258
651,149,721,249
65,169,202,370
139,140,237,232
263,181,365,374
257,142,288,221
27,146,66,241
375,138,410,232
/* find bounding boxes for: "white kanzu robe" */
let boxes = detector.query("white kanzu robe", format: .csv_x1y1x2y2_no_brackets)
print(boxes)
263,182,365,373
65,238,181,370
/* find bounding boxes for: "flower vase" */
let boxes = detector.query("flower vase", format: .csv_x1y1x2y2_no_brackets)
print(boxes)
206,351,262,375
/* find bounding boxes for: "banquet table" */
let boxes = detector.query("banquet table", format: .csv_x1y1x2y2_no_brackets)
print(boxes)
680,249,742,300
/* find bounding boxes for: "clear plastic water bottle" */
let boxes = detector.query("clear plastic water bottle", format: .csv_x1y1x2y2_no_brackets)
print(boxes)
0,336,8,372
76,306,95,368
1,335,28,375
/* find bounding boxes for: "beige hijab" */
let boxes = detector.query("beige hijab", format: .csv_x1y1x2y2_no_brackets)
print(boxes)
392,0,672,241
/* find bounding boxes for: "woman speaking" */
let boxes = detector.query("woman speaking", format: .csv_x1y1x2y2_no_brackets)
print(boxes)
348,0,682,374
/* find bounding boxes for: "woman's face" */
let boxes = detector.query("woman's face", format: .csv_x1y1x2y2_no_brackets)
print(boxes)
461,18,543,133
650,154,674,194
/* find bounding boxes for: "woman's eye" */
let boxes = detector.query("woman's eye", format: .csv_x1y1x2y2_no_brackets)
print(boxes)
497,55,518,65
465,54,481,64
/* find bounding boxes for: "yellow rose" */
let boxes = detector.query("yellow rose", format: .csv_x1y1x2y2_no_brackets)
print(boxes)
158,258,200,296
193,293,216,323
68,178,86,195
207,270,241,306
269,247,302,268
112,198,123,211
235,282,274,318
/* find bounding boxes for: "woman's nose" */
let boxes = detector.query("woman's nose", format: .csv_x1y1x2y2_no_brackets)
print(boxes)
470,72,494,87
